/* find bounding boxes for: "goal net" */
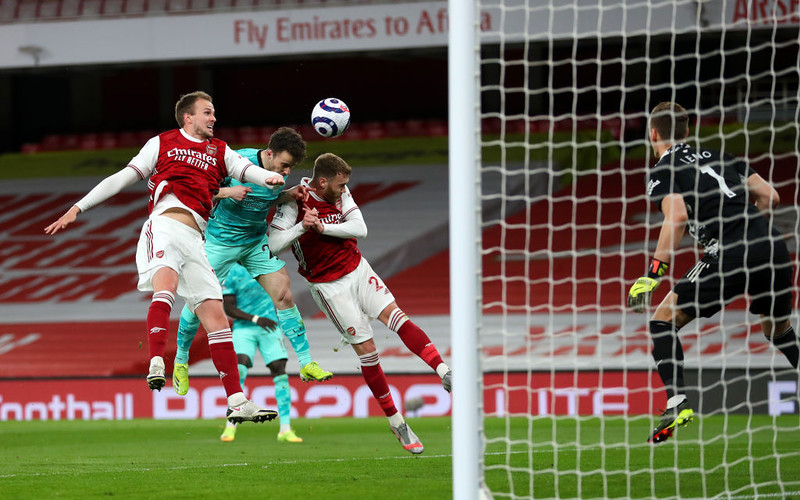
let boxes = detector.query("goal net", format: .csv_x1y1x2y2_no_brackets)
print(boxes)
450,0,800,498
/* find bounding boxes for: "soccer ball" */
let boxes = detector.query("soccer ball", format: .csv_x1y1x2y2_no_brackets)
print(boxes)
311,98,351,138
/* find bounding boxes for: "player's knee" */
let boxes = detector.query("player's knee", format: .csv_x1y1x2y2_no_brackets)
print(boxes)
237,353,253,368
268,359,287,376
763,318,791,340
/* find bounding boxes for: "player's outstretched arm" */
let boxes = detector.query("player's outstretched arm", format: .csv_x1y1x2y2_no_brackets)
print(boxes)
44,167,141,235
45,205,81,234
276,185,314,205
225,146,284,187
628,193,687,312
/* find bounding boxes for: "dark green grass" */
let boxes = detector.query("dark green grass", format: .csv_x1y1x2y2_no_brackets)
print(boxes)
2,416,799,499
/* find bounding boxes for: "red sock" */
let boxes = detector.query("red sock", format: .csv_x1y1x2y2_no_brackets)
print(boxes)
207,329,244,397
147,291,174,358
391,310,444,371
359,352,397,417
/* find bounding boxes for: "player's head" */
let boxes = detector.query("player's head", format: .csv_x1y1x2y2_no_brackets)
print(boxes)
175,91,215,140
312,153,352,203
649,102,689,157
264,127,306,176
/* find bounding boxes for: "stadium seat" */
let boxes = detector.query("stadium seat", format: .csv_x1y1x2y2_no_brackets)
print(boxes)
79,133,100,150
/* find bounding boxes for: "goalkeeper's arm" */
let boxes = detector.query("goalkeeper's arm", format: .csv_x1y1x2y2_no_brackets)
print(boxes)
628,194,688,312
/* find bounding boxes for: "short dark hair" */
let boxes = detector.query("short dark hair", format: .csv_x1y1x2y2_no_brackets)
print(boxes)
175,91,212,127
650,101,689,141
267,127,306,164
312,153,352,181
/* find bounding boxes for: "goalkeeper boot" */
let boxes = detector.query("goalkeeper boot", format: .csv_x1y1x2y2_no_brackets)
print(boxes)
220,424,236,442
300,361,333,382
441,369,452,393
226,400,279,424
648,400,695,444
147,356,166,391
277,429,303,443
172,362,189,396
390,422,424,455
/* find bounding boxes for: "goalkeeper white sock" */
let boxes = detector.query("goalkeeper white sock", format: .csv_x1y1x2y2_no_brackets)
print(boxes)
666,394,687,409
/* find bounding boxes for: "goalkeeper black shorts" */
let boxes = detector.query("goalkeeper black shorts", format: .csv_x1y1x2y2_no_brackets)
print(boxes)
673,252,793,320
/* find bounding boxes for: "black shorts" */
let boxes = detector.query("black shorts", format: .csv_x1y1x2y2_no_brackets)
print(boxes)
674,254,794,320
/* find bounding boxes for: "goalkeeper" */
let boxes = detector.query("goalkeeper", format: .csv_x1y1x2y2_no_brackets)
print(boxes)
628,102,798,444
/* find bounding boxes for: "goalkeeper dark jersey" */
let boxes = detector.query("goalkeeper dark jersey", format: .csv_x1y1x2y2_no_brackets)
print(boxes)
646,142,783,264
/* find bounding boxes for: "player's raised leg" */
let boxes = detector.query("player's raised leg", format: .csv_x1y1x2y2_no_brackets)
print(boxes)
761,318,799,369
257,269,332,382
380,303,452,392
354,339,423,454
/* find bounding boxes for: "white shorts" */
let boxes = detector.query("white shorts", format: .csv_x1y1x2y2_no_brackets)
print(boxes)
135,216,222,312
307,257,395,345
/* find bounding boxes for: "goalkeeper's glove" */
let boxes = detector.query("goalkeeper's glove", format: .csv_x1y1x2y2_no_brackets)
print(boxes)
627,258,669,312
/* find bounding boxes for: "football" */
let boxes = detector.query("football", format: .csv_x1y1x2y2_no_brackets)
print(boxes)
311,98,351,138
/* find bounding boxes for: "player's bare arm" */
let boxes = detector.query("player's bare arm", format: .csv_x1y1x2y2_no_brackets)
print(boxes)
302,206,323,232
44,205,81,235
215,185,252,202
746,173,780,214
222,294,278,330
277,185,314,205
45,166,142,235
653,193,688,262
627,193,687,312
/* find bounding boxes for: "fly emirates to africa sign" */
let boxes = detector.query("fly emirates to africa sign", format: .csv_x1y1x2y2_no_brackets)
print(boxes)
4,1,799,69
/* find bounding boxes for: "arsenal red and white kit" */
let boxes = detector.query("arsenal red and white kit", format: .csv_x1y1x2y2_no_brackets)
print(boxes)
270,179,395,344
285,183,362,283
72,128,281,311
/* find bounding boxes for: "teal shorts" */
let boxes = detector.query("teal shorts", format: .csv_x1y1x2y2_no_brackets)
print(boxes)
232,321,288,366
205,233,286,284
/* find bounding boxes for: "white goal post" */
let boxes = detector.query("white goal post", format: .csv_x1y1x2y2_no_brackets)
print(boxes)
449,0,800,498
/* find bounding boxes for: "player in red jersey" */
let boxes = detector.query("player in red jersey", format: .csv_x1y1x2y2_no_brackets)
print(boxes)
269,153,452,454
45,91,281,424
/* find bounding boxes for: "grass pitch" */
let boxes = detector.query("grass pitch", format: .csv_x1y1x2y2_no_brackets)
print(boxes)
2,415,799,499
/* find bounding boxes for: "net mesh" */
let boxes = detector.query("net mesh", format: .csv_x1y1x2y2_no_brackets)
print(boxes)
475,1,800,498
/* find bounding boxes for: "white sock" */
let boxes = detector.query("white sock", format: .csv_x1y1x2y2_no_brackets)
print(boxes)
667,394,687,409
436,363,450,378
227,392,247,406
388,412,405,428
279,424,291,434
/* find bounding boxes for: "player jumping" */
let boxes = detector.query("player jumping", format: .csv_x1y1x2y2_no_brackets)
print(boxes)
269,153,452,455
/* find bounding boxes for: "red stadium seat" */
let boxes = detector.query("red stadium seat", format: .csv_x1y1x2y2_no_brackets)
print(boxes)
79,133,100,150
425,120,447,136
